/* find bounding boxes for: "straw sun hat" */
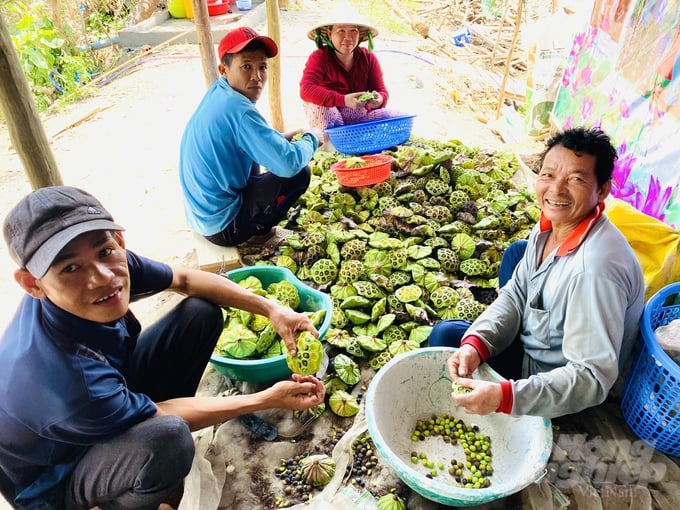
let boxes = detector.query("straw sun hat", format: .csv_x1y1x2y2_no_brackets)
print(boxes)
307,7,379,49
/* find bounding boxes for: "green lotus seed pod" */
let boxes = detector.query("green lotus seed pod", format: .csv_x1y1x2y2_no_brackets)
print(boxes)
451,380,473,394
377,493,406,510
286,331,323,376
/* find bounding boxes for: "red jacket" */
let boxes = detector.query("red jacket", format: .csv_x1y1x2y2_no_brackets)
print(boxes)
299,46,389,108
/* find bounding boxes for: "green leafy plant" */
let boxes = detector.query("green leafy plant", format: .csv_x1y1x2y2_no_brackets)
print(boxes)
1,0,134,111
3,1,101,110
349,0,416,36
85,0,129,40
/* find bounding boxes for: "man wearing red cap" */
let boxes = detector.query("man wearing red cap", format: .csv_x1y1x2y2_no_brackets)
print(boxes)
179,27,321,247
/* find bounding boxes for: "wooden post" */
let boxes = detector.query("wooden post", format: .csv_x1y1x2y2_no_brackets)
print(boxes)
490,0,513,64
495,0,524,119
192,0,219,88
0,14,62,188
266,0,284,131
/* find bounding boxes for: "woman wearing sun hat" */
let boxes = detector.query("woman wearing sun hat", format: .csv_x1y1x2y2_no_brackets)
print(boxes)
299,7,403,131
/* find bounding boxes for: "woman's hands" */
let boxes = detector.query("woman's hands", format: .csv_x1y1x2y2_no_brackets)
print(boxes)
345,92,367,109
365,91,383,109
345,91,383,110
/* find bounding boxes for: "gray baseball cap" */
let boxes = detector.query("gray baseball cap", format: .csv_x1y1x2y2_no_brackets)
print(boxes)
3,186,125,278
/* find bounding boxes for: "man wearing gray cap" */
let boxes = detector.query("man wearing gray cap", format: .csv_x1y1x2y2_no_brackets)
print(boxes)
0,186,325,510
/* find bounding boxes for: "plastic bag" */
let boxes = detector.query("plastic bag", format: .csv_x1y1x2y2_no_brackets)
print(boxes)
605,198,680,302
523,11,572,136
178,428,225,510
655,318,680,366
290,403,370,509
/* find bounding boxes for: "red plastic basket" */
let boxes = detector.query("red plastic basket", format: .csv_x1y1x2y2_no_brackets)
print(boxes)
331,154,394,187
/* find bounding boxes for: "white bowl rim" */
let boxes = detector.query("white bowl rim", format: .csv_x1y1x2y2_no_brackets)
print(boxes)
365,346,553,506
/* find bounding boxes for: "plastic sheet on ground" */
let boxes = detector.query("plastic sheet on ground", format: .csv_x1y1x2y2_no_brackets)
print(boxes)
178,428,226,510
178,401,371,510
289,404,369,509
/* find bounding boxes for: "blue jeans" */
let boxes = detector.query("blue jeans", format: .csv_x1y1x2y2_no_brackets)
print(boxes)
428,240,528,380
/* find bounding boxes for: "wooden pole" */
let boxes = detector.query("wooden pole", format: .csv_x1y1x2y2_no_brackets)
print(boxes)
490,0,513,64
495,0,524,119
192,0,219,88
0,13,62,188
266,0,284,131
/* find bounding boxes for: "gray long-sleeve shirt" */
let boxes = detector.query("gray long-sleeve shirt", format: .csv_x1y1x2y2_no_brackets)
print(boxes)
468,212,644,417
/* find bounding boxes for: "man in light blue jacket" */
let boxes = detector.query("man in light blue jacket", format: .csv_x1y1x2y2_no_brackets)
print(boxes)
180,26,320,246
429,127,645,418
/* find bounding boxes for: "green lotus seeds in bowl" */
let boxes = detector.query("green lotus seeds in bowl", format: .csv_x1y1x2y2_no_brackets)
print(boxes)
365,347,553,507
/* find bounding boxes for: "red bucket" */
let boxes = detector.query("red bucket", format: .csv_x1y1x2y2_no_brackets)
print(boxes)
208,0,231,16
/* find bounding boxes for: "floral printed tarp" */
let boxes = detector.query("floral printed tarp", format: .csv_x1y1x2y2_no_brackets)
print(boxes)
553,0,680,229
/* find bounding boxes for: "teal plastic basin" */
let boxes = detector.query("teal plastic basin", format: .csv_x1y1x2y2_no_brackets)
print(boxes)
209,266,333,383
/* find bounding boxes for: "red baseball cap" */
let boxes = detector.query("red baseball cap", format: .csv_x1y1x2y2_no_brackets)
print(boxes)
218,26,278,59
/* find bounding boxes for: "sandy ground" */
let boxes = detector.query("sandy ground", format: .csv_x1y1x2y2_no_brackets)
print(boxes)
0,1,540,508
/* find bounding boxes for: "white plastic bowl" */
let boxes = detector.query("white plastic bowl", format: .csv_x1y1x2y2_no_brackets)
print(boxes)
365,347,553,507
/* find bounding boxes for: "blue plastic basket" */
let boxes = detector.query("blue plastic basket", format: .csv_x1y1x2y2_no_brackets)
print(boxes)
621,282,680,457
325,115,415,155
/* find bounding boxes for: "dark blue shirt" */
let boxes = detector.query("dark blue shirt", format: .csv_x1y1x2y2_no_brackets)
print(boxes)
0,251,173,508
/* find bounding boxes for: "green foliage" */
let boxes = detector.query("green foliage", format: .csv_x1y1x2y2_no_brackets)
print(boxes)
4,1,94,110
85,0,129,39
2,1,130,111
349,0,414,36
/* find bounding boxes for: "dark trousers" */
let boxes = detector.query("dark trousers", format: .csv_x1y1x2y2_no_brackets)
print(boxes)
206,166,311,246
64,416,194,510
0,466,14,509
61,297,224,510
126,297,225,401
428,240,528,380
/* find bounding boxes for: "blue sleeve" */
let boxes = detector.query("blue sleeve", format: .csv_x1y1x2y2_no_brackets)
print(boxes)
237,108,317,177
126,250,173,301
41,367,158,445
